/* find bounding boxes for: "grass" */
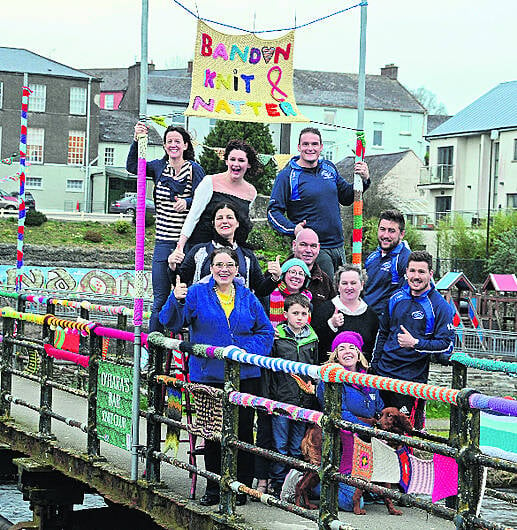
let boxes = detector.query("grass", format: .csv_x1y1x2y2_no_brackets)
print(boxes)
426,400,451,419
0,217,155,251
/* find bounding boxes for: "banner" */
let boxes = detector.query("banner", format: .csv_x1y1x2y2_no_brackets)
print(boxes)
185,20,308,124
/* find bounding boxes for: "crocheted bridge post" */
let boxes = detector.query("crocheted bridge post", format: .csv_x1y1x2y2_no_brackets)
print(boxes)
352,131,365,265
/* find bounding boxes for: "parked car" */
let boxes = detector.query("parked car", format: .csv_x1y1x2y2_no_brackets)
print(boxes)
109,196,156,215
0,195,18,210
0,188,36,210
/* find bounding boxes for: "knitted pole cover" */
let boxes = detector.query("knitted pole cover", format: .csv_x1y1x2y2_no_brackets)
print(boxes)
16,86,33,291
133,134,148,327
352,131,365,265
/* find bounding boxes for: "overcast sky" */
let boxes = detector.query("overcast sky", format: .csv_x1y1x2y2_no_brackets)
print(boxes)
3,0,516,114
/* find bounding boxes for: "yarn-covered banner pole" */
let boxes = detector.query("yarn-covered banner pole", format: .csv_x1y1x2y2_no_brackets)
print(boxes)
16,84,33,291
352,131,366,264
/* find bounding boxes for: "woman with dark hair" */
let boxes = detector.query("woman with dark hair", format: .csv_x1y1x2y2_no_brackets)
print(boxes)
159,247,274,506
126,121,205,332
311,264,379,365
170,139,261,264
169,201,279,295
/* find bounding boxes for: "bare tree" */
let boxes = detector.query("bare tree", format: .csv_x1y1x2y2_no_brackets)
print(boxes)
410,86,448,115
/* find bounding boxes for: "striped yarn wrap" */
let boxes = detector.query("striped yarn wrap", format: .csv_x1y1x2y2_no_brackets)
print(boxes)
16,86,33,291
352,131,365,265
451,351,517,375
228,391,323,425
133,133,148,327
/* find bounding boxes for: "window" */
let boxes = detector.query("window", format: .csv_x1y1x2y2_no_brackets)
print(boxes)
28,84,46,112
27,128,45,164
437,146,454,181
26,176,43,189
171,112,186,127
104,94,114,110
435,196,451,222
70,87,87,115
323,109,336,126
373,122,383,147
323,141,335,161
104,147,114,166
514,139,517,161
67,131,85,165
507,194,517,209
66,179,84,192
0,82,3,109
400,115,411,135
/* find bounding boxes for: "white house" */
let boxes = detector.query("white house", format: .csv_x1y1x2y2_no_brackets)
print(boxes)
422,81,517,224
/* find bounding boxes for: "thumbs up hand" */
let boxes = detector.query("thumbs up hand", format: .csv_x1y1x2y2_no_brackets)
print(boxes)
267,255,282,282
397,325,418,348
294,220,307,236
329,306,344,329
172,196,187,212
174,276,188,300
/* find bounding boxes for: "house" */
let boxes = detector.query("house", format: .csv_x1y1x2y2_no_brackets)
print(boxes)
422,81,517,224
0,47,101,212
87,62,428,163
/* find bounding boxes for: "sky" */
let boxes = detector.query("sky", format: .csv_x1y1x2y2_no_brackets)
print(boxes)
3,0,517,114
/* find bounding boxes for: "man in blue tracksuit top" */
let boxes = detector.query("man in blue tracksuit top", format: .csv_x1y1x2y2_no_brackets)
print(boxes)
363,210,412,318
371,251,454,429
267,127,370,279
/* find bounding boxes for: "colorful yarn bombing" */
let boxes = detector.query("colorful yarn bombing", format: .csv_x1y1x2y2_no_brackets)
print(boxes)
102,337,110,360
479,409,517,463
228,391,323,425
451,352,517,375
26,348,40,374
352,130,365,265
44,343,89,368
319,363,459,405
470,393,517,417
351,437,373,481
16,86,33,292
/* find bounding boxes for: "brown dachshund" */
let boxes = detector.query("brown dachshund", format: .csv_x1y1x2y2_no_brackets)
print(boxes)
294,424,322,509
352,407,413,516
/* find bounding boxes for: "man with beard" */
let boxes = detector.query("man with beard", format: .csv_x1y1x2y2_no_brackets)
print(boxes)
370,251,454,429
291,228,335,308
363,210,411,317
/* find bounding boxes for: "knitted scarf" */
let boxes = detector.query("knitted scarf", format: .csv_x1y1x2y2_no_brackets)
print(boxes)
268,282,312,327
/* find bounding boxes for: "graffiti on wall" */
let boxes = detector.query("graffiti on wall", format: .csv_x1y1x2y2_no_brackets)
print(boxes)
0,266,153,298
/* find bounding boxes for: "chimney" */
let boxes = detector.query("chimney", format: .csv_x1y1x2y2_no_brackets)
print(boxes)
380,63,398,80
187,60,193,75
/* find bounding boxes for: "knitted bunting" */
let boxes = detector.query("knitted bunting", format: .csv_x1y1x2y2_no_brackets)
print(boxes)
407,454,434,495
432,453,458,502
370,438,401,483
397,446,412,492
351,437,373,481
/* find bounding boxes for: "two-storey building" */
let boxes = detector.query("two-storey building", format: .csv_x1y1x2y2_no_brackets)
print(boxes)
0,47,101,212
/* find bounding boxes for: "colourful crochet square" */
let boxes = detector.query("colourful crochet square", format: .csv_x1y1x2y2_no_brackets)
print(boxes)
351,437,373,481
407,454,434,495
432,453,458,502
397,446,412,492
371,438,401,483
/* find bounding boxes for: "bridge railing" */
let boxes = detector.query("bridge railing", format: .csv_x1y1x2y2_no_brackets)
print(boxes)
1,304,516,530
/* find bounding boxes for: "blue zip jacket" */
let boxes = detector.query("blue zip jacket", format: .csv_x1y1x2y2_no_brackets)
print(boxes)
317,376,383,427
267,156,370,249
159,276,274,383
371,283,455,383
126,141,205,208
363,241,412,317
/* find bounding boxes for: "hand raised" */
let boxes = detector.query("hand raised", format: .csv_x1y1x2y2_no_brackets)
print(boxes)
294,220,307,236
172,196,187,212
267,255,282,282
330,306,344,328
174,275,188,300
397,325,417,348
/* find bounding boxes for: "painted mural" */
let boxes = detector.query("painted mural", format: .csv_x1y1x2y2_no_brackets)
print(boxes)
0,266,153,298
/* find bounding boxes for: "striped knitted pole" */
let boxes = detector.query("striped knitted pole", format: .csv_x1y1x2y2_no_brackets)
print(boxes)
352,131,366,264
16,85,33,291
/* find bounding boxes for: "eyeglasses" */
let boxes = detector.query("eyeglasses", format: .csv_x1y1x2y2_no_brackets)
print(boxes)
212,262,237,270
286,269,306,277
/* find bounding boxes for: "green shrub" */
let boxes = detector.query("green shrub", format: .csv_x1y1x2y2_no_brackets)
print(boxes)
25,210,47,227
131,210,155,228
114,220,131,234
84,230,103,243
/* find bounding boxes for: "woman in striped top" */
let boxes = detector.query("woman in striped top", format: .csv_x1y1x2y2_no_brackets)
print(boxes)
127,121,206,332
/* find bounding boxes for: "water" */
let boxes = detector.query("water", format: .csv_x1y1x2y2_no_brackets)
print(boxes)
1,483,515,527
0,483,107,525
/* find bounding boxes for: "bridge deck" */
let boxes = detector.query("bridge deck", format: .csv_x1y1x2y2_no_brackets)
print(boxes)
3,376,454,530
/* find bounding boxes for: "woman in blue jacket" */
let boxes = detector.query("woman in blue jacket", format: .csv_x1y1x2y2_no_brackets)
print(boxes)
317,331,383,511
127,121,205,332
160,248,274,506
